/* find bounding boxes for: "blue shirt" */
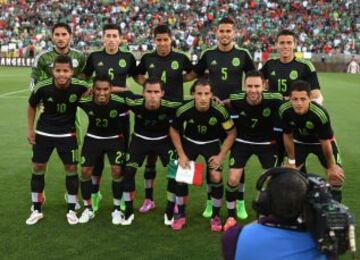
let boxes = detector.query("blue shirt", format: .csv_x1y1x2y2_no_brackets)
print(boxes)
235,224,327,260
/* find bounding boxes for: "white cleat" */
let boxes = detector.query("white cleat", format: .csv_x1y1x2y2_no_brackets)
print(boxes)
66,210,79,225
164,213,174,226
79,208,95,224
111,210,124,225
121,214,134,226
26,210,44,225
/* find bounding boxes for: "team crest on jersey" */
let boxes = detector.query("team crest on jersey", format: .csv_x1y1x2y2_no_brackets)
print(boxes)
119,59,127,68
289,70,298,80
72,59,79,68
69,94,77,103
110,110,118,118
306,121,314,129
229,157,235,167
171,61,179,70
232,57,240,67
262,108,271,117
209,117,218,125
158,114,167,120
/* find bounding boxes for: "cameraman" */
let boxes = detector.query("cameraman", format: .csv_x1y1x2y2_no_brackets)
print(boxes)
222,167,327,260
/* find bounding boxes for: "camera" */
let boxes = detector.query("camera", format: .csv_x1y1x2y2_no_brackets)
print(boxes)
304,174,356,257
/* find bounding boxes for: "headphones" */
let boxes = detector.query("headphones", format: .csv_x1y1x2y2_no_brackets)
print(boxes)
252,167,308,218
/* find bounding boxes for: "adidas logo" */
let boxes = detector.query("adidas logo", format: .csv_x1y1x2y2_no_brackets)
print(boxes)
240,111,246,116
97,61,104,67
149,64,155,69
88,111,94,116
271,71,276,76
211,60,217,66
188,119,195,124
47,97,53,102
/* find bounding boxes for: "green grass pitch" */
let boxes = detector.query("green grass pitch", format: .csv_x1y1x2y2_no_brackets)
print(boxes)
0,67,359,259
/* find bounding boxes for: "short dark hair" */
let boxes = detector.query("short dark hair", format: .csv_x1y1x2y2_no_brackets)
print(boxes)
245,70,265,81
290,80,311,97
52,23,71,34
268,171,308,221
103,24,121,34
154,24,171,37
53,55,73,69
143,78,164,91
93,75,111,86
276,29,297,42
218,17,235,26
190,77,212,94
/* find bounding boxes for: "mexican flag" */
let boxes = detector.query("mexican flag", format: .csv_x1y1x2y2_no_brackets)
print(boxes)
167,160,204,186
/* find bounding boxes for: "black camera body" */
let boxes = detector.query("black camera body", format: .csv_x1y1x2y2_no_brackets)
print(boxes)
304,174,356,256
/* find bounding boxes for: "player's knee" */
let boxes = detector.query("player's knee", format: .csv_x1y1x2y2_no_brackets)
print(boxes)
81,167,93,179
32,163,46,172
210,171,222,183
64,164,77,173
111,165,122,179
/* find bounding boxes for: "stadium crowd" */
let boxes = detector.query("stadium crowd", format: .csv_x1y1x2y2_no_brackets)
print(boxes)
0,0,359,58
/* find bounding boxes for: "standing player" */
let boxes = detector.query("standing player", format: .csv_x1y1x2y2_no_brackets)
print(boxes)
77,76,128,225
261,29,323,168
169,78,236,231
222,70,282,230
191,17,255,219
135,25,194,213
29,22,85,210
121,79,182,225
279,80,344,201
81,24,138,211
26,55,89,225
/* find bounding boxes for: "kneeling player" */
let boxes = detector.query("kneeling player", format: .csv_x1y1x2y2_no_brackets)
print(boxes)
26,55,89,225
279,80,345,201
222,70,282,230
78,76,127,225
121,79,182,225
170,78,236,231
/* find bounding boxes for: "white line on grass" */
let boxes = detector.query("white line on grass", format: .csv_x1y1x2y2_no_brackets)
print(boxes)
0,89,28,97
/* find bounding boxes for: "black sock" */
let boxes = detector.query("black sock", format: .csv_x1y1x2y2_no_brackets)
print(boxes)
226,183,239,218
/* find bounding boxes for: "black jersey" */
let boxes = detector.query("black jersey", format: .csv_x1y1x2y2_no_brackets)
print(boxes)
279,101,334,143
78,94,128,137
230,92,283,142
29,78,89,134
82,48,138,87
125,94,182,138
172,100,234,141
137,50,193,100
194,45,255,100
261,57,320,97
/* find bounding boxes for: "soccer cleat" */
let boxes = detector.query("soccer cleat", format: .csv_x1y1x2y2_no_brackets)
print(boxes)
91,191,103,212
139,199,155,213
64,193,81,211
223,217,237,232
171,216,186,231
66,210,79,225
120,198,126,211
26,210,44,225
210,216,223,232
79,208,95,224
164,213,174,226
112,209,124,225
202,200,213,218
236,200,248,220
120,214,134,226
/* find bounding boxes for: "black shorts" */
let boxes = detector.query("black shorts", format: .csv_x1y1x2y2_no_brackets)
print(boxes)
295,140,343,168
127,134,175,167
81,136,126,167
182,137,221,163
229,141,276,169
32,134,78,165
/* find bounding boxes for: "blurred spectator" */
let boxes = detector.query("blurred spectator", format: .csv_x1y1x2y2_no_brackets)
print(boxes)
347,56,360,73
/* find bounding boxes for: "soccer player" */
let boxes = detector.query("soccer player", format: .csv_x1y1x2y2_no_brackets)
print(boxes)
121,79,182,225
81,24,138,211
191,17,255,219
222,70,282,230
279,80,344,201
136,24,194,212
261,29,323,167
77,76,128,225
169,78,236,231
26,55,89,225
